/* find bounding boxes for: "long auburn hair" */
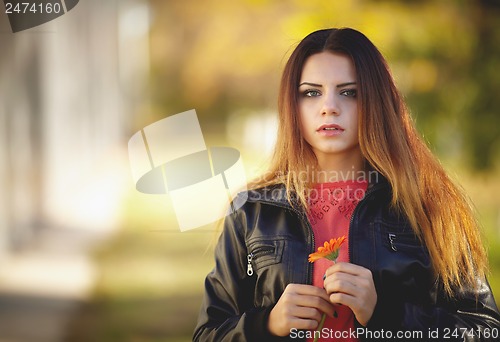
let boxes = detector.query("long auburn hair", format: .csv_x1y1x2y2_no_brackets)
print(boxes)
252,28,487,297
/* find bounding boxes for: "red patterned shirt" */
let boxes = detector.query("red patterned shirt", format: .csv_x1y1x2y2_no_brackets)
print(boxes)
307,180,367,342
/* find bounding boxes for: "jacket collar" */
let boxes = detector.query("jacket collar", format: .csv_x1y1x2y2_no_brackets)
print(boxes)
247,184,292,208
245,172,389,209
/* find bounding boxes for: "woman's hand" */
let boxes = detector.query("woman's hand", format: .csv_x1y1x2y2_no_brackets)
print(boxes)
268,283,335,336
324,262,377,326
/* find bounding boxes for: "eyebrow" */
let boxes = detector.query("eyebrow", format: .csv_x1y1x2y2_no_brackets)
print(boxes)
298,81,357,88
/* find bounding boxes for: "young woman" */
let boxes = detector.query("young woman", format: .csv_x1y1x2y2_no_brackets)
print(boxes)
193,28,500,341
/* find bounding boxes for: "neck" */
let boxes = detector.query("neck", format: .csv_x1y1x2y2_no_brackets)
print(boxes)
313,149,365,183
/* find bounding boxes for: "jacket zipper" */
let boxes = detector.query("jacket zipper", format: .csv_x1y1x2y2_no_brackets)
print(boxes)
295,209,315,284
247,253,254,276
284,206,315,284
348,182,385,264
304,215,314,285
388,233,397,251
246,246,276,277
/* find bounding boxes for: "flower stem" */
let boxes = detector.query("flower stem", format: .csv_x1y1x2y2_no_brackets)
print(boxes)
313,313,326,342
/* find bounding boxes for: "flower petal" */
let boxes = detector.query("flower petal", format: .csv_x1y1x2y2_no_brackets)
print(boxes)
308,235,347,263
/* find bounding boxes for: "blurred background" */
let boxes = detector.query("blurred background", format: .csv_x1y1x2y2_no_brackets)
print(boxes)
0,0,498,341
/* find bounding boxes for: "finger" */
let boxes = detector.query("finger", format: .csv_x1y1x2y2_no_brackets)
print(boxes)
289,317,319,331
329,291,377,327
329,291,359,309
325,262,372,278
291,306,323,322
286,283,331,302
324,276,358,296
325,272,376,300
292,294,335,317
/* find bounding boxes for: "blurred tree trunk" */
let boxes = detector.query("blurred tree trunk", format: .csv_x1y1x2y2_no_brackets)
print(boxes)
468,0,500,170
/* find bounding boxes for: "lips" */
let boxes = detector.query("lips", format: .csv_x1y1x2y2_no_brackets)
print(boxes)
317,124,345,132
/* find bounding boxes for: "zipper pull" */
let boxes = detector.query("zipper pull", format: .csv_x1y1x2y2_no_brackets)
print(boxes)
247,253,254,276
388,233,397,251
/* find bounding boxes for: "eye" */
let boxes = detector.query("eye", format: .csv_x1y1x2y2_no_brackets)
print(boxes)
340,89,357,98
302,89,321,97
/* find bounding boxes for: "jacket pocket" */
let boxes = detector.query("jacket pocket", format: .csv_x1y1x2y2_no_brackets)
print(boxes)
384,231,424,253
375,218,424,253
374,219,434,306
247,239,285,269
246,238,288,308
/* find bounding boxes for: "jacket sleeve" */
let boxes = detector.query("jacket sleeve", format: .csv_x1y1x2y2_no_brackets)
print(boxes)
367,276,500,341
193,206,284,342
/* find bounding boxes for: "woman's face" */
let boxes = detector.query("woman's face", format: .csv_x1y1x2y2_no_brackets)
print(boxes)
298,52,360,168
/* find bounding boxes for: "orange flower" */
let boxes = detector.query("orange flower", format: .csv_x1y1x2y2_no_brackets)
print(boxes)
308,236,346,263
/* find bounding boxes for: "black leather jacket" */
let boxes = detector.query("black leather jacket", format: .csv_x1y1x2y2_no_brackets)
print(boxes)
194,179,500,341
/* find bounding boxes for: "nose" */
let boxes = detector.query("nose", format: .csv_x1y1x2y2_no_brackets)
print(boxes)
320,92,339,116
